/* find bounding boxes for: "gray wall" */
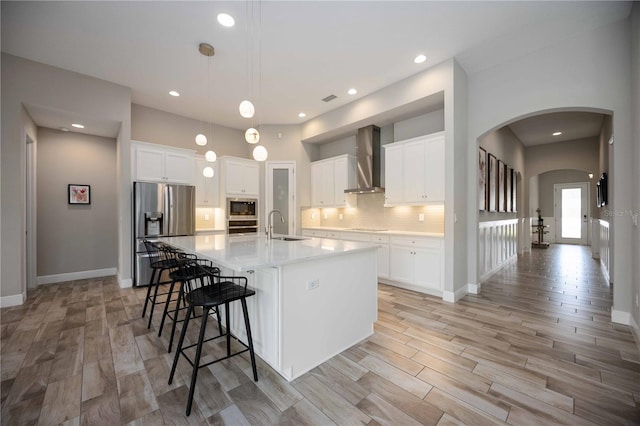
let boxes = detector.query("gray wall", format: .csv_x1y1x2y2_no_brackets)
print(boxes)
525,137,600,217
537,169,594,216
37,128,118,276
467,18,633,315
132,104,248,158
1,53,131,301
630,2,640,331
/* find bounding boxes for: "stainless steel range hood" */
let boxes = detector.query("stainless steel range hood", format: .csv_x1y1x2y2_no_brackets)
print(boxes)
344,125,384,194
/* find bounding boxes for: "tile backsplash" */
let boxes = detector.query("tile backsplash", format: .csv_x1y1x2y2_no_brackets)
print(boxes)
301,193,444,233
195,207,225,231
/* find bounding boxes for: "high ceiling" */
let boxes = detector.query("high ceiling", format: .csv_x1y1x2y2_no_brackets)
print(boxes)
509,111,607,147
1,1,632,135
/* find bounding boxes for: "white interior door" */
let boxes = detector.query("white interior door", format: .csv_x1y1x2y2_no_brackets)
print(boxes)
265,161,296,236
554,182,589,245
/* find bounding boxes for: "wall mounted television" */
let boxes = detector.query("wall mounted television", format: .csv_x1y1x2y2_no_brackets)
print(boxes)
597,173,608,208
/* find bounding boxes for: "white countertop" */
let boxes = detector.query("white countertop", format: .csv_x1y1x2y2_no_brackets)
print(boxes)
302,226,444,238
159,234,379,272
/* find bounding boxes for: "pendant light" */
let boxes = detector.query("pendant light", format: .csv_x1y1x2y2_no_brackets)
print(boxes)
245,127,260,144
203,166,214,178
239,100,255,118
252,145,268,161
197,42,217,176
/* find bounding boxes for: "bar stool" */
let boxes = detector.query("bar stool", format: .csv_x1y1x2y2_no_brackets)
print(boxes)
168,260,258,416
141,241,185,329
158,257,221,353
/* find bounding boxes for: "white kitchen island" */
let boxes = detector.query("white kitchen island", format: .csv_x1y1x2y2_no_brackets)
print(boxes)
159,234,378,381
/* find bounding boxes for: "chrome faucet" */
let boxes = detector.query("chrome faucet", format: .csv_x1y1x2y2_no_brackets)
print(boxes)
267,209,285,239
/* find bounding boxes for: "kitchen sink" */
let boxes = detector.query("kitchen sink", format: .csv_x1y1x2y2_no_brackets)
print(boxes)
272,236,307,241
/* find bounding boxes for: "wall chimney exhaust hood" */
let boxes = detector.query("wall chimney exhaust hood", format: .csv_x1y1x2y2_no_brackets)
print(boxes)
344,125,384,194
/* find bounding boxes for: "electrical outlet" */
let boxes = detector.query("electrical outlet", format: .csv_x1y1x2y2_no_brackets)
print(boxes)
339,214,343,220
204,214,210,221
418,213,425,222
307,279,319,291
311,213,316,219
324,213,328,220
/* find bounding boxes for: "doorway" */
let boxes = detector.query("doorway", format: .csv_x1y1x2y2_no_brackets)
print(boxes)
265,161,296,235
554,182,589,245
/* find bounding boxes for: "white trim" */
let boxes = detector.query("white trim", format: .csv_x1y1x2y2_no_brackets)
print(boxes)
443,285,468,303
467,282,481,294
611,309,631,325
118,275,133,288
0,291,27,307
630,314,640,354
37,267,117,285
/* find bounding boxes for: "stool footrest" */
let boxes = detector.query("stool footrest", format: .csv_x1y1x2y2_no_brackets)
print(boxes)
176,332,251,369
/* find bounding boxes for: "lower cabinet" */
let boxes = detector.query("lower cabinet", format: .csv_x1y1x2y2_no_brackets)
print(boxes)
389,236,443,294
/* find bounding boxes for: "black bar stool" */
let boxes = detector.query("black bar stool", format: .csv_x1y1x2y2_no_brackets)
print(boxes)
141,241,185,329
168,260,258,416
158,257,222,353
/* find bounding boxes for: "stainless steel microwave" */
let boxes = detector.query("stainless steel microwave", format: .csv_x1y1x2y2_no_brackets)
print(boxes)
227,198,258,219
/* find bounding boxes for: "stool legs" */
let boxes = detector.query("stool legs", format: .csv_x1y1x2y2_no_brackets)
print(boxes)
147,272,164,329
158,278,177,337
241,298,258,381
168,303,193,385
141,268,157,318
185,307,209,416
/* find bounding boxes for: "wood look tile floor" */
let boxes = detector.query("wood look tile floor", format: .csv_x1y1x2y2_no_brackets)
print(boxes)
2,244,640,425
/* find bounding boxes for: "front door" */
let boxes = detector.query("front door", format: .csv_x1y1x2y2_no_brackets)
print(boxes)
554,182,589,245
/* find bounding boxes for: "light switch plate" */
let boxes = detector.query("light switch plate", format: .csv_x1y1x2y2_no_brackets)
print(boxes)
339,214,343,220
204,214,210,221
418,213,425,222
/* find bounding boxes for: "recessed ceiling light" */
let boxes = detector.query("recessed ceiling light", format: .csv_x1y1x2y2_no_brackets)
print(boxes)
169,91,180,97
71,123,85,129
347,88,357,95
217,13,235,27
298,112,306,118
552,131,562,136
59,127,69,132
414,54,427,64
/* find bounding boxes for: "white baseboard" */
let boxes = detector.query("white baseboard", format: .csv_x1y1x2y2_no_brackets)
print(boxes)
611,309,631,325
118,274,133,289
0,291,27,308
37,267,117,285
467,282,481,294
443,285,468,303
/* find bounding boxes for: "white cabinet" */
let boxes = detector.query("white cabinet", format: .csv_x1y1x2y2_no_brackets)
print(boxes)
223,157,259,196
337,231,390,279
133,141,194,184
302,229,328,238
389,236,443,294
194,155,220,207
311,161,334,207
384,132,445,205
310,155,356,207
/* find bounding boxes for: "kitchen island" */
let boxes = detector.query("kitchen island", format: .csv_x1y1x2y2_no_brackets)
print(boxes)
159,234,378,381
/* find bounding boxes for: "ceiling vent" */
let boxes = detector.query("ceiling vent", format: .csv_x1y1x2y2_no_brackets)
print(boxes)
322,94,337,102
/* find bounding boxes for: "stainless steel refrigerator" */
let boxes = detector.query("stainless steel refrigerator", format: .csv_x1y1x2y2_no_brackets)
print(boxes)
133,182,195,286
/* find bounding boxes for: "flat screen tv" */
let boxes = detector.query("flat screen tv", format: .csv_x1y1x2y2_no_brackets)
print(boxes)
597,173,608,208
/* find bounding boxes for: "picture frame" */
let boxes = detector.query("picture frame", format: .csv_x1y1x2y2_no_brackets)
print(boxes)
68,184,90,204
506,166,512,213
478,147,487,211
511,170,518,213
498,159,506,212
488,154,497,212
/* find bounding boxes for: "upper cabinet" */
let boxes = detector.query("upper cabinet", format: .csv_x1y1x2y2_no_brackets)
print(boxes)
132,141,194,184
310,154,356,208
383,131,444,206
222,157,260,197
194,155,220,207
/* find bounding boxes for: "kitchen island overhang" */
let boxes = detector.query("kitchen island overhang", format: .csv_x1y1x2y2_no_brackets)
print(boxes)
159,234,379,381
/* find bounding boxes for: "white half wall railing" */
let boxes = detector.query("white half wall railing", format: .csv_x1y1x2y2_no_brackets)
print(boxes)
478,219,518,282
598,219,610,282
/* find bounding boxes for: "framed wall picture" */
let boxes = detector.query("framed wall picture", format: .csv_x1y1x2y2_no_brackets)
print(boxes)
506,166,513,212
68,184,90,204
488,154,497,212
478,147,487,211
511,170,518,212
498,160,506,212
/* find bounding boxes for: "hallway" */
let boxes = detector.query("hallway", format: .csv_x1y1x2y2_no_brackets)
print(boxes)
1,245,639,425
